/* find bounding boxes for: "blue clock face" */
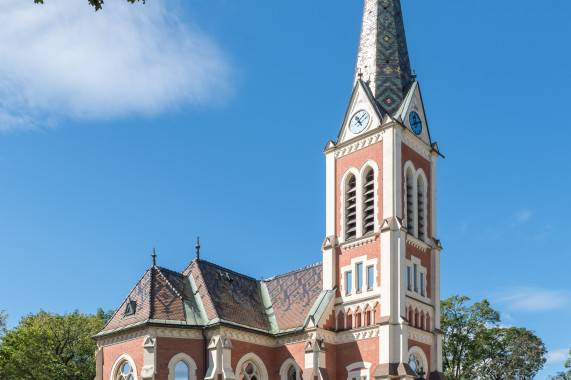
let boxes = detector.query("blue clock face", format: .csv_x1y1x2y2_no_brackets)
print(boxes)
409,112,422,135
349,110,370,134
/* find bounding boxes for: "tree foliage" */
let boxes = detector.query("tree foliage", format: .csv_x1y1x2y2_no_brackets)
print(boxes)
32,0,145,12
549,349,571,380
441,295,546,380
0,310,107,380
0,310,7,337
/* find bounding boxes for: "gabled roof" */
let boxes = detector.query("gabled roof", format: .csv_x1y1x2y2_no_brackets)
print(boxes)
96,259,325,338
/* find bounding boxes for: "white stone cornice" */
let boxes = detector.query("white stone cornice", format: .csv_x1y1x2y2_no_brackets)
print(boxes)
406,234,430,251
334,132,383,159
408,327,434,345
341,234,378,250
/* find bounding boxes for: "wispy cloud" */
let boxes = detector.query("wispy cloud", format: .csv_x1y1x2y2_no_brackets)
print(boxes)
0,0,233,131
493,287,570,312
514,208,533,225
547,348,570,364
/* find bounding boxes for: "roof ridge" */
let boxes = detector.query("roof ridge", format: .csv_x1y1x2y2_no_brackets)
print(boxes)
154,266,183,300
187,260,220,320
197,259,257,281
157,266,183,277
269,262,322,280
99,268,152,332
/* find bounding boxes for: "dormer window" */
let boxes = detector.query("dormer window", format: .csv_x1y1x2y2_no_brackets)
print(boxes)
125,299,137,316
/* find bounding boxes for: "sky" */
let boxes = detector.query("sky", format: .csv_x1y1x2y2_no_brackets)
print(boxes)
0,0,570,378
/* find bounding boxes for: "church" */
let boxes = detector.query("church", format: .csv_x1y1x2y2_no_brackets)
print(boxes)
93,1,447,379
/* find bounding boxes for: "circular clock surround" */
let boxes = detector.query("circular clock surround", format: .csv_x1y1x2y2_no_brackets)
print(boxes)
409,111,423,135
349,110,370,134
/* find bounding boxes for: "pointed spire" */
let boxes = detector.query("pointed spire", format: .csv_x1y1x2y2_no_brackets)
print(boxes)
355,0,413,115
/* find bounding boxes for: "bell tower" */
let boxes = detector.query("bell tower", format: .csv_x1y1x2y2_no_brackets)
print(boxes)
321,0,446,378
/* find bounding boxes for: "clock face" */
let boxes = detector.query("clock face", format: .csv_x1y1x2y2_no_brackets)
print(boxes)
349,110,370,134
409,111,422,135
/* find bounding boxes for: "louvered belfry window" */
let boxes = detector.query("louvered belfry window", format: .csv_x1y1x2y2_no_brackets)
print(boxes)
406,168,415,235
345,175,357,240
363,168,375,235
417,176,426,240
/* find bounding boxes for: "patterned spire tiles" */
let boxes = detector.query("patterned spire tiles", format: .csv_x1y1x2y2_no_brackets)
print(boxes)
355,0,413,115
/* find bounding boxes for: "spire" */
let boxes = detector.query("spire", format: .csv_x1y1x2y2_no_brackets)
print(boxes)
195,236,200,260
355,0,413,115
151,247,157,266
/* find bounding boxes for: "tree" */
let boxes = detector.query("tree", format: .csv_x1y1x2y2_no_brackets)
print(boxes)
476,327,546,379
441,295,501,380
549,349,571,380
0,310,7,337
0,310,107,380
32,0,145,12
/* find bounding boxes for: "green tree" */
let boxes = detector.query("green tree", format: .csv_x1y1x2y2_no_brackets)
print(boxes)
0,310,7,337
441,295,501,380
0,310,107,380
476,327,546,379
32,0,145,12
549,349,571,380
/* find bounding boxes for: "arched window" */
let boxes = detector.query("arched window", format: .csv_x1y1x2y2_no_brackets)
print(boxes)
362,167,375,235
345,174,357,240
408,353,424,377
417,175,426,240
279,358,300,380
175,361,189,380
167,353,197,380
110,355,138,380
408,348,428,378
239,361,261,380
115,361,135,380
347,309,353,330
405,167,415,236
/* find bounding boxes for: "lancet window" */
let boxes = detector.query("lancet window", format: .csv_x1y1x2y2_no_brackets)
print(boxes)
345,174,357,240
362,167,375,235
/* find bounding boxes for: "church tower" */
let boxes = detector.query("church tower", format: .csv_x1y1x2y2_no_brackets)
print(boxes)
321,0,446,378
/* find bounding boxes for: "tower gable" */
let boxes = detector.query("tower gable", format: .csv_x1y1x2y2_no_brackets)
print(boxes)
396,81,432,146
336,79,385,145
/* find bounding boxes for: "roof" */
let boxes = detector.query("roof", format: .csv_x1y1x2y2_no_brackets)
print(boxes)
95,259,325,338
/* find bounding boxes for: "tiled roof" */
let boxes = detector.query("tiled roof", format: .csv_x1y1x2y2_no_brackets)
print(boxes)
265,263,323,331
98,259,325,336
100,266,188,333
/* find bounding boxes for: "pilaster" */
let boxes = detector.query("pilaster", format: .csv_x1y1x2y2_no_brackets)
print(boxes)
141,336,156,379
205,336,235,380
303,339,329,380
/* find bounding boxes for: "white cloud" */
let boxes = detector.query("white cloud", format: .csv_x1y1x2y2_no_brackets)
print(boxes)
547,348,570,364
493,287,570,312
0,0,233,131
514,208,532,224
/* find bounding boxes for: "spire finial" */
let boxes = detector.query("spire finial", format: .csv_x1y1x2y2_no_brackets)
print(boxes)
195,236,200,260
152,247,157,266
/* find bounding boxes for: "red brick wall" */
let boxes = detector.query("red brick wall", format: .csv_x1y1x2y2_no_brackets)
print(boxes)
401,143,431,238
230,341,306,380
155,337,205,380
405,243,431,299
335,142,383,238
102,337,144,380
335,238,381,297
334,337,379,380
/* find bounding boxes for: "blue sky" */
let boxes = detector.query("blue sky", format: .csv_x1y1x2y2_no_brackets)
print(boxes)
0,0,569,377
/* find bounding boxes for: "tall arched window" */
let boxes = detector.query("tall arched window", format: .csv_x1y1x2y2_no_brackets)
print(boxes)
417,175,426,240
345,174,357,240
287,366,296,380
405,167,415,235
362,168,375,235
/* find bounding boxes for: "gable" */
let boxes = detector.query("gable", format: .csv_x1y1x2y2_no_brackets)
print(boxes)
337,80,385,145
395,81,431,146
